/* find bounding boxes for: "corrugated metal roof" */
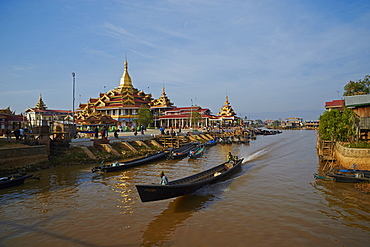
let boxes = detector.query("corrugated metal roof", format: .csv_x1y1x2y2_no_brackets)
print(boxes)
345,94,370,107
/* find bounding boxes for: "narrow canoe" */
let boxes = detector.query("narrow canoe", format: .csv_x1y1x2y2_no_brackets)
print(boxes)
92,150,168,173
188,144,205,159
167,142,198,160
136,158,243,202
0,174,33,189
326,172,370,183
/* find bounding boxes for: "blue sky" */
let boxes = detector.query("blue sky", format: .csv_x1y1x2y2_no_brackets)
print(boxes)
1,0,369,120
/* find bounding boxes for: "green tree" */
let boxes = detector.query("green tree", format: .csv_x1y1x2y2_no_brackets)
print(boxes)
343,75,370,96
189,111,202,128
318,108,357,142
272,120,280,129
136,107,154,127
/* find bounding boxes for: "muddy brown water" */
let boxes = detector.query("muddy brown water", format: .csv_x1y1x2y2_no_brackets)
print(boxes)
1,130,369,246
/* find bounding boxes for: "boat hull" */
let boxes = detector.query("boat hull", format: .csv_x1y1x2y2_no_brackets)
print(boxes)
92,151,168,173
136,159,243,202
326,173,370,183
0,174,33,189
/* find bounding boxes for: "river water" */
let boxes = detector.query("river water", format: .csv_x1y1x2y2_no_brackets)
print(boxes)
1,130,369,247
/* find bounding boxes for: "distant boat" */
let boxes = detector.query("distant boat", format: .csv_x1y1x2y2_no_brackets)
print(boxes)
136,158,243,202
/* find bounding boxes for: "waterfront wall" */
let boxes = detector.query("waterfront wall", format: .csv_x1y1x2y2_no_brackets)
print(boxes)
334,142,370,170
0,146,48,169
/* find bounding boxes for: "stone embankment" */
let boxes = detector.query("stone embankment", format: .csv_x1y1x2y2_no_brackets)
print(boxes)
334,142,370,170
0,129,230,174
317,136,370,170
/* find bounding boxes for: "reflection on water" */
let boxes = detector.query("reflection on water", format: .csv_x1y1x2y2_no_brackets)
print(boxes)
141,194,215,247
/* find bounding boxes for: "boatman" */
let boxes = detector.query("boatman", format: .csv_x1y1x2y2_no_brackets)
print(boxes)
227,152,235,163
159,171,168,185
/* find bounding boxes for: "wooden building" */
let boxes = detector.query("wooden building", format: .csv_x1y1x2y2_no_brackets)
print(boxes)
24,94,71,131
345,94,370,140
0,107,26,135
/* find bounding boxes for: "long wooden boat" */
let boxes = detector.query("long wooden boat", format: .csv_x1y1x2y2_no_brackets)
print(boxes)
92,150,169,173
326,172,370,183
188,144,205,159
167,142,198,160
338,169,370,178
136,158,244,202
0,174,34,189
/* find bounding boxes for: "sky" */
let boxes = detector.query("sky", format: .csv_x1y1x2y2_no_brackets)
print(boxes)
1,0,369,120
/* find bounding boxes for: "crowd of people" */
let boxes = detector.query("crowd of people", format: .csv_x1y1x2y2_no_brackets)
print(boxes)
4,128,29,143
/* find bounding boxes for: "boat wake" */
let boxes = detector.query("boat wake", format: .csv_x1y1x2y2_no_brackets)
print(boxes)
240,149,268,164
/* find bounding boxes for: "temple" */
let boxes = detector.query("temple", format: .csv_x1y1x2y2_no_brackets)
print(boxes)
75,60,241,129
76,59,176,128
24,94,71,128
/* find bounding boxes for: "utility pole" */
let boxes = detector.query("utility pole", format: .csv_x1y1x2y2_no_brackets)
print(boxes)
72,72,76,137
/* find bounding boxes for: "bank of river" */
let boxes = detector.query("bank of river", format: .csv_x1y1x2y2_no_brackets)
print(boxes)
1,130,369,246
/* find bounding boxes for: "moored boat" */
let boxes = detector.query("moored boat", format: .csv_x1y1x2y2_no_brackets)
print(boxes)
325,172,370,183
135,158,244,202
188,144,205,159
0,174,34,189
204,139,217,147
338,164,370,178
166,142,198,160
92,150,169,173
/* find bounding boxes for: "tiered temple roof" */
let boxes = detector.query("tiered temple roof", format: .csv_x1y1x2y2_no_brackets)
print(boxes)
218,95,236,117
35,94,47,110
150,87,174,109
78,60,155,112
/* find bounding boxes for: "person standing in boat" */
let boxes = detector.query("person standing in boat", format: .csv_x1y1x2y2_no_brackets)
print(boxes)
159,171,168,185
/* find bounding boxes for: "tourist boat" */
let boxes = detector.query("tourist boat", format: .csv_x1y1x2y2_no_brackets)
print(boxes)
325,172,370,183
0,174,34,189
91,150,169,173
188,144,205,159
167,142,198,160
135,158,244,202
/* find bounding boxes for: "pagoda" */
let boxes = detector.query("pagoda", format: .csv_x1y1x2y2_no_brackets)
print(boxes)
35,94,47,110
218,95,236,117
215,95,238,126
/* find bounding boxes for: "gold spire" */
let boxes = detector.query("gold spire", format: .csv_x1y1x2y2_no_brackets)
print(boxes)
35,94,47,110
119,59,133,88
218,94,235,116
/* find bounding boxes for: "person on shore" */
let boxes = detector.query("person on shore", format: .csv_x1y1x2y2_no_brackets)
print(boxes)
19,128,24,140
114,128,119,138
101,126,106,138
159,171,168,185
13,129,20,141
94,127,99,139
5,129,11,143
